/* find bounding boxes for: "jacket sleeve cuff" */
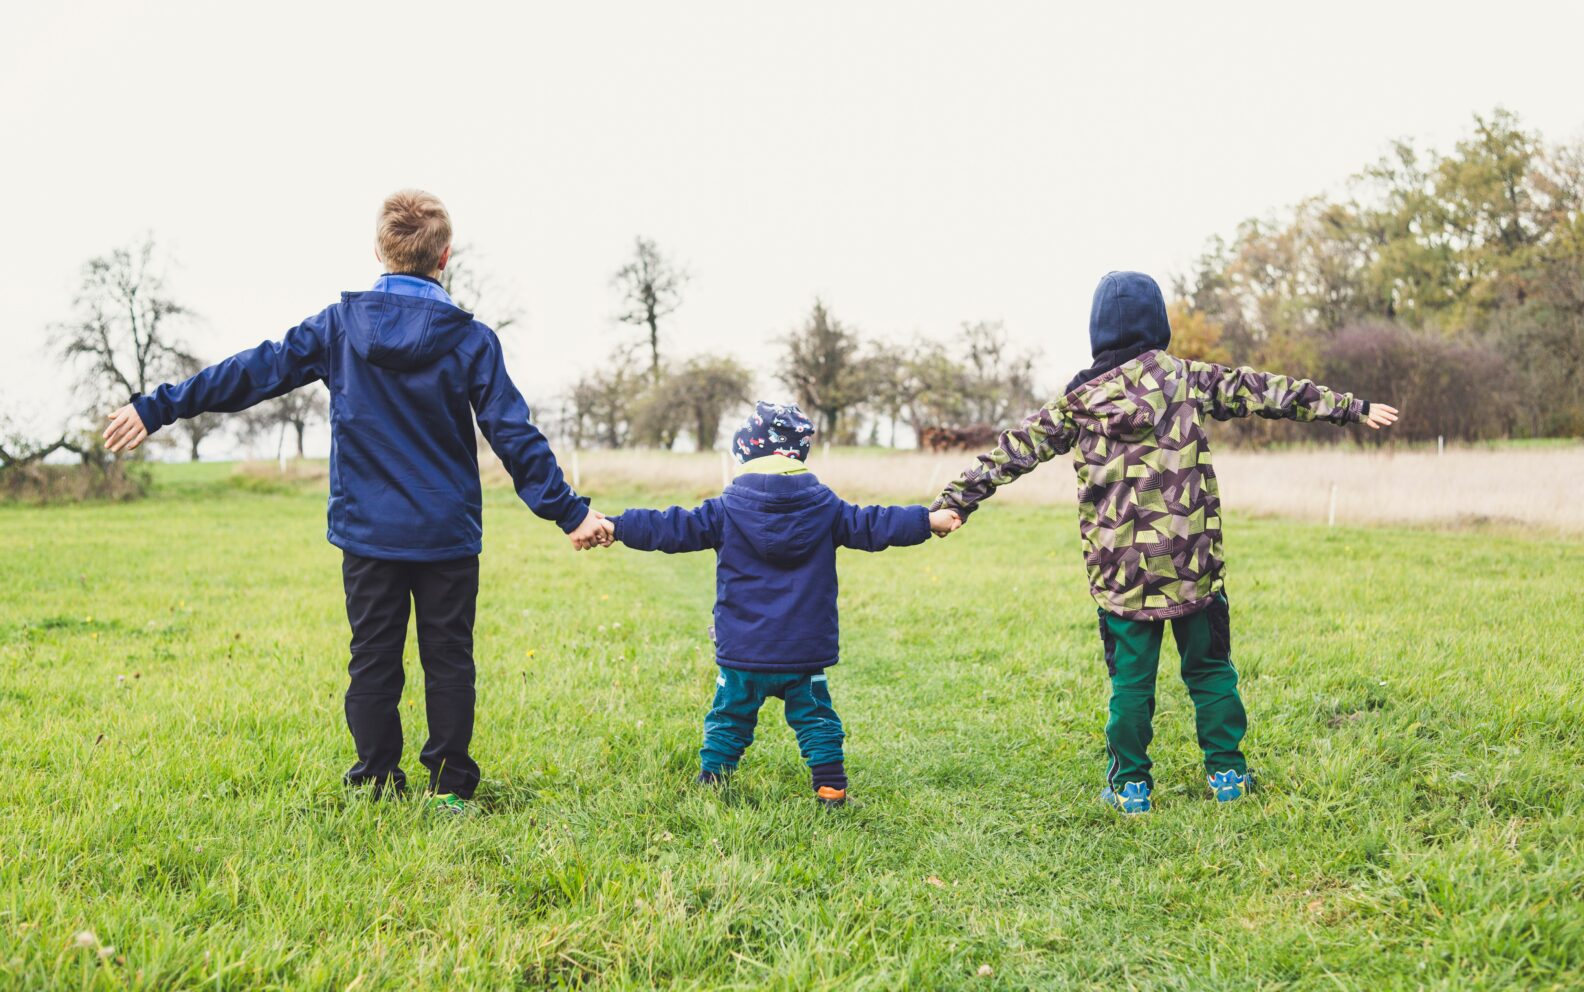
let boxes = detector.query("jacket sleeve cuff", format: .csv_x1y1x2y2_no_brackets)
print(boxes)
130,394,163,435
909,505,932,544
557,498,592,534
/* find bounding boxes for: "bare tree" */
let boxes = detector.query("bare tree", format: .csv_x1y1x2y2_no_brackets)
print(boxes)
959,321,1041,424
569,349,647,448
53,236,195,407
613,237,687,383
160,354,227,461
0,420,87,469
239,388,329,459
439,244,521,333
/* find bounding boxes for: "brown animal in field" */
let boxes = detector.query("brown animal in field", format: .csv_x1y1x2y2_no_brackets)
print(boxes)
920,424,1000,452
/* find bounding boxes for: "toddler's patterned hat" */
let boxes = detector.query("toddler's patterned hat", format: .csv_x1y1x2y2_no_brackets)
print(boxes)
732,401,815,463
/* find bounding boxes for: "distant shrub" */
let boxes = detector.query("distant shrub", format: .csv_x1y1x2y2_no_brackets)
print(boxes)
0,460,149,504
1323,323,1520,443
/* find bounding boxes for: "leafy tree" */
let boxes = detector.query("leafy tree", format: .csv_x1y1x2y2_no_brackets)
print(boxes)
778,300,868,442
674,356,753,451
900,342,970,437
613,237,687,383
1166,301,1231,364
1177,109,1584,439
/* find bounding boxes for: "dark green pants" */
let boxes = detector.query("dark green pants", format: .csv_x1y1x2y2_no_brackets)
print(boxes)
700,667,844,774
1099,594,1246,791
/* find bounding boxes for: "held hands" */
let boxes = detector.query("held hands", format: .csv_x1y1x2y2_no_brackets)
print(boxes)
929,508,962,538
569,510,616,551
1363,404,1400,430
102,405,149,453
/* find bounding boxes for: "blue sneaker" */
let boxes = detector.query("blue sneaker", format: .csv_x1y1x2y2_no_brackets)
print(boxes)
1208,769,1248,803
1100,781,1151,814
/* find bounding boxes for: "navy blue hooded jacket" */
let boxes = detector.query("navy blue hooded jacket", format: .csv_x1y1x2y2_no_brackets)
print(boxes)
132,276,588,561
611,471,930,673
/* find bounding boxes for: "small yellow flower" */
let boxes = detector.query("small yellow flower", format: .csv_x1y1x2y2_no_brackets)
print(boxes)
526,649,536,659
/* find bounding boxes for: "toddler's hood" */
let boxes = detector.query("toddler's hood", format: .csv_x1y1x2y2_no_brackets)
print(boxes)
720,472,838,566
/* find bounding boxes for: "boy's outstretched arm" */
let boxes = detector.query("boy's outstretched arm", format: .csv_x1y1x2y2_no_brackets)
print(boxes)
833,501,931,551
1189,361,1398,428
610,500,724,553
929,401,1078,522
468,328,595,539
103,312,329,452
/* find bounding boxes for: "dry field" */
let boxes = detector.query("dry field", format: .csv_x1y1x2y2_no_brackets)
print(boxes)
527,441,1584,534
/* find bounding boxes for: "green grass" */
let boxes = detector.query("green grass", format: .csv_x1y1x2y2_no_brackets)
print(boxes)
2,463,1581,990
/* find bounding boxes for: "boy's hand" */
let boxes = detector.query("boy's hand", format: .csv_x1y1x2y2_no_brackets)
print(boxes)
102,404,149,453
929,508,962,537
1363,403,1399,430
569,510,615,550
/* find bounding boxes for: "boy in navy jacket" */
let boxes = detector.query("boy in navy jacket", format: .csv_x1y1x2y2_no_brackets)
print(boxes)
603,402,960,805
101,190,611,811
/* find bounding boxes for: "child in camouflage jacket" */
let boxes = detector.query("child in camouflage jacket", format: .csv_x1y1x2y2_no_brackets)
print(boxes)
931,271,1398,813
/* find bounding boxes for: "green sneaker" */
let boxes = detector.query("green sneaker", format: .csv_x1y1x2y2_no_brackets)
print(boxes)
427,793,469,815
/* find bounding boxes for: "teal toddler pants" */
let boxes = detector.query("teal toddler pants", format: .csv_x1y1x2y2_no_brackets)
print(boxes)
700,667,845,774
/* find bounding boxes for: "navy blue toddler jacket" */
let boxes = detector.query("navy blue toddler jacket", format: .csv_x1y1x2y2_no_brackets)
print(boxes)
133,278,587,560
611,471,930,672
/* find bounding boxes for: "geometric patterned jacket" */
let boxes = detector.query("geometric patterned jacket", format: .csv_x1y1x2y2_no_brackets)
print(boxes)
931,351,1365,620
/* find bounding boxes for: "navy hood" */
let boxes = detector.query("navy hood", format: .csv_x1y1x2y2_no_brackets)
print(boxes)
720,472,837,566
1065,271,1173,395
341,292,475,372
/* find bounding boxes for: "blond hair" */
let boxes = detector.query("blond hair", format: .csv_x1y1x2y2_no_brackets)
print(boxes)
376,189,452,275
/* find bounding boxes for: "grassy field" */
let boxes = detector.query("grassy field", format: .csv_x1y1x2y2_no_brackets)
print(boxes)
2,461,1582,990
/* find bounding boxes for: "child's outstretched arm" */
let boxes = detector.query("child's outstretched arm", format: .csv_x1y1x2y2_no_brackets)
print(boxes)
103,312,329,452
1188,361,1398,428
610,500,724,554
833,502,931,551
929,401,1079,523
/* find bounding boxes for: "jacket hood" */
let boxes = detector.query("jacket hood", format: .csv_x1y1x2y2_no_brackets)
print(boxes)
340,292,476,372
1064,271,1173,395
1088,271,1170,358
720,472,837,566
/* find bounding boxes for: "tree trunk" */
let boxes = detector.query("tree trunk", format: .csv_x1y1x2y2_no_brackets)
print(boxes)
647,310,661,383
294,421,307,458
189,436,201,461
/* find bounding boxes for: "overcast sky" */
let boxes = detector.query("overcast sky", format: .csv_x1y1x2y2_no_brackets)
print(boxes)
4,0,1581,451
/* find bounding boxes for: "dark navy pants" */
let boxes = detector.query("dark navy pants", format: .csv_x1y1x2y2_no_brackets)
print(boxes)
341,551,480,798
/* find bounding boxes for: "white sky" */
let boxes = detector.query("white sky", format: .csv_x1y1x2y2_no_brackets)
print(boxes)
3,0,1581,452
